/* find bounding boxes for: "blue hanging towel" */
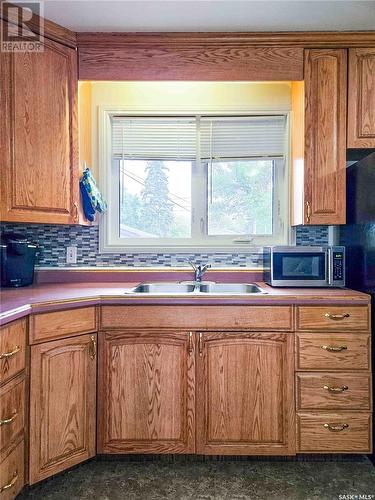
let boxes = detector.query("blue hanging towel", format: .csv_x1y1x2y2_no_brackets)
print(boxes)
79,167,107,222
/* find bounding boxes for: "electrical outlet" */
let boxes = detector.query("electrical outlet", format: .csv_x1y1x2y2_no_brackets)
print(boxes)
66,246,77,264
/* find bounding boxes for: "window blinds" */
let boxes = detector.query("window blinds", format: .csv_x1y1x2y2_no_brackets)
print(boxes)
111,115,286,160
111,117,197,160
200,116,286,159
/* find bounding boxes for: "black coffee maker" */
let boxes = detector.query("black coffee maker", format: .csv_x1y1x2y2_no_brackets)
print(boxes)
0,233,37,287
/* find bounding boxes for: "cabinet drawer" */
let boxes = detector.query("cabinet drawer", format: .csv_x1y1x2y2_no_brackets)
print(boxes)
296,333,370,370
296,372,371,410
0,439,24,500
0,376,25,462
30,306,97,343
101,305,293,331
0,320,26,386
297,306,369,331
297,413,371,453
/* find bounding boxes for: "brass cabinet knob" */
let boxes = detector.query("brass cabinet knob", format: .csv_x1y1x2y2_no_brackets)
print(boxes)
325,312,350,321
89,335,96,360
0,410,18,426
0,345,20,359
305,201,311,223
187,332,193,356
198,332,203,357
321,344,347,352
0,471,18,493
323,385,348,393
73,201,79,223
323,423,349,432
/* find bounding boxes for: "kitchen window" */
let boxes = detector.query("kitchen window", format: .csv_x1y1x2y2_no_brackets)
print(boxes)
101,114,289,252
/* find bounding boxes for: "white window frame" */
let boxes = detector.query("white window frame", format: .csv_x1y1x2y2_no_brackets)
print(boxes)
99,106,291,253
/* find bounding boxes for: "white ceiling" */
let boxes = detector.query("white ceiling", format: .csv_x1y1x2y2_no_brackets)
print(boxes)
29,0,375,32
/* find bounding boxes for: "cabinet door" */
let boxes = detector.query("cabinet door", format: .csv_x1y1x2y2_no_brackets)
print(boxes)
196,331,295,455
29,334,96,484
98,331,195,454
0,27,79,224
304,49,347,225
348,48,375,148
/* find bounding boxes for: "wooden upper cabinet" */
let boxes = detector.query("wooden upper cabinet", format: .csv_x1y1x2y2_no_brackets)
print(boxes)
98,331,195,454
0,27,79,224
196,331,295,455
29,334,96,484
348,48,375,148
292,49,347,225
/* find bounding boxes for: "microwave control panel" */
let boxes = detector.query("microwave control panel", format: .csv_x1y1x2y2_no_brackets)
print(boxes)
333,251,344,281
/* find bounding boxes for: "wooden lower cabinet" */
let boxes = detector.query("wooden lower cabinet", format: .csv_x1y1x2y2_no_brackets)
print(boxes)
0,440,24,500
0,375,25,462
196,331,295,455
297,412,372,453
98,331,195,453
98,330,296,456
29,334,97,484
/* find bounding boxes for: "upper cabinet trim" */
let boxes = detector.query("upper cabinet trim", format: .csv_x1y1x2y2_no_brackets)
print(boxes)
78,45,303,81
77,31,375,49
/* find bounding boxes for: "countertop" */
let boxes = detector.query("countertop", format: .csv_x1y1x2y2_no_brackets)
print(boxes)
0,282,370,326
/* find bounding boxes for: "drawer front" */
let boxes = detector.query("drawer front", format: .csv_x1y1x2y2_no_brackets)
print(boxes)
30,306,97,343
297,306,369,331
297,413,372,453
0,439,24,500
0,320,26,386
101,305,293,331
296,333,370,370
0,376,25,462
296,372,371,410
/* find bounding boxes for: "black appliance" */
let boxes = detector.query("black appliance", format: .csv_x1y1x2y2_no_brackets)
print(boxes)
342,151,375,461
0,233,37,287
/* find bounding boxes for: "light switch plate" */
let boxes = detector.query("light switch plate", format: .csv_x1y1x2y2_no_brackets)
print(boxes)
66,246,77,264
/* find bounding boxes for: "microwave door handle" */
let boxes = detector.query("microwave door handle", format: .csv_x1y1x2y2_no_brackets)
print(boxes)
327,248,333,285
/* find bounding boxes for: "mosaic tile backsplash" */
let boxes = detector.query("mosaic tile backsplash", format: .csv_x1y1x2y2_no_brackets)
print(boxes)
0,223,329,268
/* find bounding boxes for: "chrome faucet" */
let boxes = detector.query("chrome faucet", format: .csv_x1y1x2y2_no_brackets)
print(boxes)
188,261,211,283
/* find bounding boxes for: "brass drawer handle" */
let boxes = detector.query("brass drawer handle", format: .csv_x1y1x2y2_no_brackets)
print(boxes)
187,332,193,356
321,344,347,352
325,313,350,321
323,385,348,393
0,471,18,492
0,410,18,426
89,336,96,360
0,345,20,359
323,423,349,432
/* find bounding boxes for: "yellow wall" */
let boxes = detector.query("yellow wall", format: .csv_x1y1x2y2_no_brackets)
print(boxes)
78,81,92,169
79,81,292,177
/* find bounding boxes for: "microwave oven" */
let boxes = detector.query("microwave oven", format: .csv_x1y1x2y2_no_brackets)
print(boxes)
263,246,345,288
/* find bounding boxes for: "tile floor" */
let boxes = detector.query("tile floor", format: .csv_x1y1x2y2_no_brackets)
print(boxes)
18,456,375,500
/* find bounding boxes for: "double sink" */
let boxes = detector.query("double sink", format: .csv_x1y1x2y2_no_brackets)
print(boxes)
129,282,267,295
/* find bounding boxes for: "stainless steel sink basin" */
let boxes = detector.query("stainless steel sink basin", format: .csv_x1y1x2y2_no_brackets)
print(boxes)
129,282,267,294
199,283,266,294
130,283,196,294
